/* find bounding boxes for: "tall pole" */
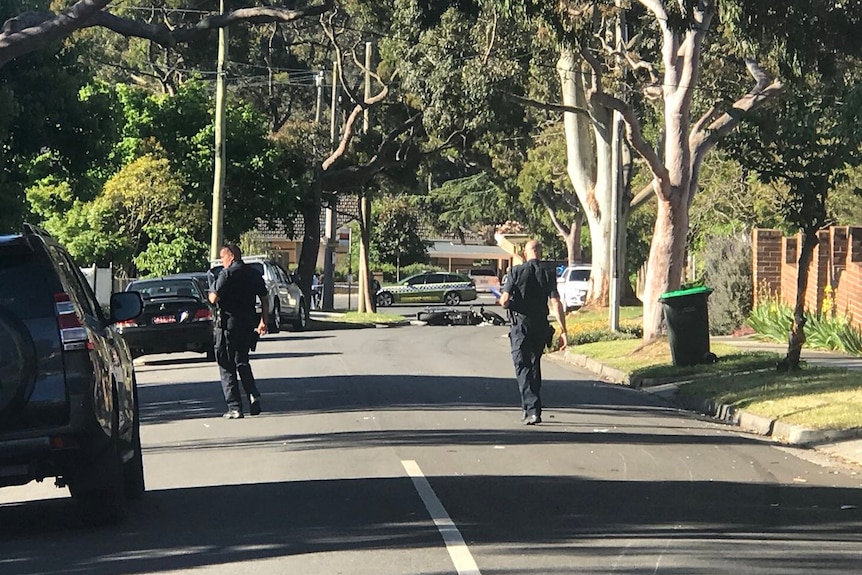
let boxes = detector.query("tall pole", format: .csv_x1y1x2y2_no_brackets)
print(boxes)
609,3,627,331
322,61,338,310
314,70,324,125
363,41,371,133
209,0,228,261
359,41,373,312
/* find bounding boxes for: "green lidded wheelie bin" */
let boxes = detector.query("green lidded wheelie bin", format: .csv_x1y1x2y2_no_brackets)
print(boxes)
659,286,714,367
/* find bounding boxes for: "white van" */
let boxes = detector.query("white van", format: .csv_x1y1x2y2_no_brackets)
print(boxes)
557,265,592,311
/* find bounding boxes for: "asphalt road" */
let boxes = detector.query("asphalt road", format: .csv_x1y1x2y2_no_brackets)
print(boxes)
2,319,862,574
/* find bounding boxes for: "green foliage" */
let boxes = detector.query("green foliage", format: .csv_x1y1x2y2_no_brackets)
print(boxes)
113,81,302,243
0,31,120,230
700,233,753,335
566,315,643,347
371,197,429,269
417,172,515,242
746,298,862,356
134,232,208,277
689,152,785,248
567,327,641,347
40,154,207,276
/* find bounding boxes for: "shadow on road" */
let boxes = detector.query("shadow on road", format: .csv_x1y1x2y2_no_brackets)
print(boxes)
1,476,860,574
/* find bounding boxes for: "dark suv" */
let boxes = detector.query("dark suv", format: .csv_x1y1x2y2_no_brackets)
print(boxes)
0,224,144,525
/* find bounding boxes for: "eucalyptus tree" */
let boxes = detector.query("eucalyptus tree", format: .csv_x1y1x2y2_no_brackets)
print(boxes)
517,123,584,265
506,1,789,341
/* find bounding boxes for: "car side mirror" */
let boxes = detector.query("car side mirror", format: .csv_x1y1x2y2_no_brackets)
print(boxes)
109,291,143,325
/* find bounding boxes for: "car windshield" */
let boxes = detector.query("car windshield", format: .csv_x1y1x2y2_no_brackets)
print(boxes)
570,269,590,281
128,280,200,300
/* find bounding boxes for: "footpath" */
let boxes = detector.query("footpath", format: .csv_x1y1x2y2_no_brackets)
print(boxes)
556,335,862,471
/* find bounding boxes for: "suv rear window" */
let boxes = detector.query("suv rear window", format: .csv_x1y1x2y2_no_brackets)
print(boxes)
0,250,53,319
469,269,496,277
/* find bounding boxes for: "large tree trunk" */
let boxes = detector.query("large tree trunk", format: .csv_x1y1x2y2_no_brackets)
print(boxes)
559,50,618,308
641,191,689,341
564,216,582,265
356,193,375,313
778,229,818,371
296,168,323,302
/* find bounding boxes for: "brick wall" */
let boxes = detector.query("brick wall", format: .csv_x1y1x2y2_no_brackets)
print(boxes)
753,226,862,329
752,229,782,304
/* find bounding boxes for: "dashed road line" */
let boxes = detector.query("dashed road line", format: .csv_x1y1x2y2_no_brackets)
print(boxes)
401,460,481,575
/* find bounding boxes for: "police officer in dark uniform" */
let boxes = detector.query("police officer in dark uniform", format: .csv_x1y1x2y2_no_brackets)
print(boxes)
499,239,568,425
208,243,269,419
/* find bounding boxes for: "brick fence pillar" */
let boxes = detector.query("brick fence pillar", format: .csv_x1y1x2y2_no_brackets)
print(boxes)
752,228,782,306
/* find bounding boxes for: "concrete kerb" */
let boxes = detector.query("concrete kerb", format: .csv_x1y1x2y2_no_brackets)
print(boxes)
554,349,856,448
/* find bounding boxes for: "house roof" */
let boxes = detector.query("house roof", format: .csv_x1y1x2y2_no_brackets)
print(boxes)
427,240,510,259
256,195,361,240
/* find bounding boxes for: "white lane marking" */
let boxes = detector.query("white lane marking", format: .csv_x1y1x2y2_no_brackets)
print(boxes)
402,460,482,575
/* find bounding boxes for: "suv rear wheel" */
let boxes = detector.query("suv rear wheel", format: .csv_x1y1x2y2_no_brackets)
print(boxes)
123,381,145,499
69,403,127,526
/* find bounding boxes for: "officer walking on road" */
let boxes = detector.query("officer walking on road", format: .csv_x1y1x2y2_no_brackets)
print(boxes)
209,243,269,419
499,239,568,425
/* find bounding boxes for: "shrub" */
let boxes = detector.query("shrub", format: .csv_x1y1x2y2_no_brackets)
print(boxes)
700,233,753,335
746,296,862,356
554,317,642,350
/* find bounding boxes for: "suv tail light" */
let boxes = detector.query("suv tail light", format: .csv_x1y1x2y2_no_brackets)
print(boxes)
54,292,92,351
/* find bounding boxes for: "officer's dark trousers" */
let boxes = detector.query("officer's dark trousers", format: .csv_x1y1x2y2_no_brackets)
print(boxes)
509,317,545,417
215,327,260,411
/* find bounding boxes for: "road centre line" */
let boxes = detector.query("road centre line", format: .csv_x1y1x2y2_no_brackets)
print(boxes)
401,460,482,575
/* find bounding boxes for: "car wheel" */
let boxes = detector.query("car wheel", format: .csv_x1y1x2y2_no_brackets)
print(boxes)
443,291,461,306
69,397,127,526
377,291,394,307
268,300,281,334
292,300,308,331
123,379,145,500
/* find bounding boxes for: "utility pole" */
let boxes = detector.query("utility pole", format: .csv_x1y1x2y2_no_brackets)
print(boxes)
209,0,228,261
609,2,628,331
358,41,373,313
314,70,325,125
322,61,338,310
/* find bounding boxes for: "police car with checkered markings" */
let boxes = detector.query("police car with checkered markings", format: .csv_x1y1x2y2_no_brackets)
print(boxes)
376,271,478,307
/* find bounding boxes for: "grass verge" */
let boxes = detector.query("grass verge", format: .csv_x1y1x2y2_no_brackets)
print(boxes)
567,336,862,431
678,368,862,430
328,311,407,325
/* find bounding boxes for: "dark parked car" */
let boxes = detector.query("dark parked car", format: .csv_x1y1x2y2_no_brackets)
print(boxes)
0,224,144,525
118,275,216,360
209,255,308,332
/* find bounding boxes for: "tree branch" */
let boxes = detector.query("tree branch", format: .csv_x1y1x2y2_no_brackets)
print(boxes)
0,0,334,69
506,93,591,118
691,58,783,156
321,113,423,191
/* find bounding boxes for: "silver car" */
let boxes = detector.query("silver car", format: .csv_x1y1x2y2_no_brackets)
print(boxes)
210,256,308,332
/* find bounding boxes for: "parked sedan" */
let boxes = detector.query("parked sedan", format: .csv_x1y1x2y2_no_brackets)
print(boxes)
376,271,478,307
117,276,215,360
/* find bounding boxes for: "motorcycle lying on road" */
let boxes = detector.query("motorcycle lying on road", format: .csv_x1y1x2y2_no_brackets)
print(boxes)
416,303,508,327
